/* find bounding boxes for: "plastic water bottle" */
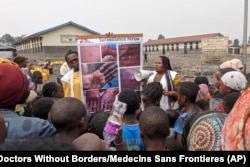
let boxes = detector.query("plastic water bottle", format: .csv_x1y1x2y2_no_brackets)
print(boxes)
103,100,127,145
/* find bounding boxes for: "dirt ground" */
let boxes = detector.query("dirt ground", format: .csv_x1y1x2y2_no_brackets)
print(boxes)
143,53,248,85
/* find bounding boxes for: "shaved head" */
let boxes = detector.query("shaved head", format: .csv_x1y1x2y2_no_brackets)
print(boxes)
49,97,87,132
73,133,109,150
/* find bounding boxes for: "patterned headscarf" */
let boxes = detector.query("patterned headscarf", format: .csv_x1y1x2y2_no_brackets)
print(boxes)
221,87,250,150
221,71,247,92
187,111,227,151
199,83,209,96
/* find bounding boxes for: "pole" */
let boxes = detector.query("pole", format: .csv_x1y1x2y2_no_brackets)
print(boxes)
242,0,248,75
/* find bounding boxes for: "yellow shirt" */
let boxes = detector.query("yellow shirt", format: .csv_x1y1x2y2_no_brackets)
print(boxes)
62,71,82,101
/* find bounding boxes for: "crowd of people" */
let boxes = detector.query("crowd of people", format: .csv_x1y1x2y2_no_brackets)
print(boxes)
0,51,250,151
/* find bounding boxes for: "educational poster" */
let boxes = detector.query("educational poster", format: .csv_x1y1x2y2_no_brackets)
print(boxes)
77,34,143,114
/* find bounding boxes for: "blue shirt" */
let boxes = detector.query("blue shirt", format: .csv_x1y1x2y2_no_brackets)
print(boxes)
0,109,57,142
173,112,193,135
122,123,145,151
22,68,32,83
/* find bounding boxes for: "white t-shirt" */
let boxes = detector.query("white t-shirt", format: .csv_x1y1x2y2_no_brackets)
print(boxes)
60,62,71,76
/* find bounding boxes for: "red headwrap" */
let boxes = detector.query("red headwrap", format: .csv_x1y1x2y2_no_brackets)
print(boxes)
0,64,28,107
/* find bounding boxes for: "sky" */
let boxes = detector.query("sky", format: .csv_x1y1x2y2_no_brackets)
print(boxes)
0,0,248,43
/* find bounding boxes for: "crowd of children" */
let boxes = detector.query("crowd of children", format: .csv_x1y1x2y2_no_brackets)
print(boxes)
0,54,250,151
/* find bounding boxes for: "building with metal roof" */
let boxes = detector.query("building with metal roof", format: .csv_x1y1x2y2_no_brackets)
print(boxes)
143,33,224,56
14,21,100,61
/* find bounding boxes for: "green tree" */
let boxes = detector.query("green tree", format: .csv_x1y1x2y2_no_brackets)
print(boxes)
15,34,26,41
158,34,165,39
0,34,15,45
233,39,239,46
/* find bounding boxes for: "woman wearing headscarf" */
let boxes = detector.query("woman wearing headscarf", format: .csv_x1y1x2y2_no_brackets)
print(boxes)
215,71,247,112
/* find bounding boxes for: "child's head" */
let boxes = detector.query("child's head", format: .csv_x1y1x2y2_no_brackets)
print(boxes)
165,109,179,128
141,82,163,109
118,88,140,114
72,133,109,151
175,82,199,107
194,76,209,85
42,82,64,98
48,97,88,137
223,92,241,114
32,71,43,84
88,111,110,140
32,97,57,120
139,106,170,149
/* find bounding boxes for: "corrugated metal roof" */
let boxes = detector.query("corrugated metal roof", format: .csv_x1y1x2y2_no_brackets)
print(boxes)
0,43,16,50
144,33,223,45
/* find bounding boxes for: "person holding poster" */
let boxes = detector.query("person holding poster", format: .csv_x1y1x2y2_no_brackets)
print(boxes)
61,50,82,100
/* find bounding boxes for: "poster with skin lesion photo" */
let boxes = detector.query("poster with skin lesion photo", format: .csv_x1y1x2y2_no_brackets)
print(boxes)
77,33,143,114
101,44,117,63
118,43,140,67
80,45,101,63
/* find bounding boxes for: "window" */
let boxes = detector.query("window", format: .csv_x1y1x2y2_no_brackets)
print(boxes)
196,42,199,50
176,43,179,51
60,35,77,43
167,44,169,51
190,42,193,51
156,45,158,52
171,44,174,51
162,44,165,55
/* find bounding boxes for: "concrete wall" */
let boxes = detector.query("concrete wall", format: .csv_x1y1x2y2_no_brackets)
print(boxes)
17,46,78,61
